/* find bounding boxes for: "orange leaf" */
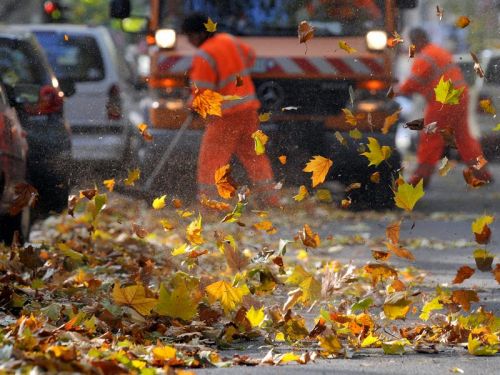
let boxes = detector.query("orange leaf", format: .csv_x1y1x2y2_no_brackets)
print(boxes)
299,224,320,248
303,156,333,188
463,166,489,188
452,265,475,284
103,178,115,192
370,171,381,183
372,250,391,261
192,89,223,118
451,289,479,312
137,123,153,141
200,195,231,211
278,155,287,165
382,110,401,134
9,183,39,216
364,263,398,285
385,241,415,261
214,164,237,199
455,16,470,28
493,264,500,284
386,220,401,244
298,21,314,44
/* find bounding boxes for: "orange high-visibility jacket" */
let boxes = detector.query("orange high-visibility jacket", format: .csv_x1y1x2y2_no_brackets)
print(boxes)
399,43,468,104
190,33,260,115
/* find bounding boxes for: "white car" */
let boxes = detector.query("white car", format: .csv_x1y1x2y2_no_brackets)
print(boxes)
15,24,142,163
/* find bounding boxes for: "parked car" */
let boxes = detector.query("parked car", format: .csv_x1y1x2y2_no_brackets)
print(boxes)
0,82,29,244
16,24,142,167
0,30,72,216
476,49,500,161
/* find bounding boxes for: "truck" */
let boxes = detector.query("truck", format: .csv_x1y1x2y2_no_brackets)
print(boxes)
111,0,418,209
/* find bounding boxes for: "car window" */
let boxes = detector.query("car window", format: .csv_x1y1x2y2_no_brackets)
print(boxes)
34,31,105,82
0,41,46,87
484,56,500,85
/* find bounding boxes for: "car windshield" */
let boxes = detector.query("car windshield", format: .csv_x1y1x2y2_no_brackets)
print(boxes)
181,0,385,36
33,31,105,82
0,40,46,87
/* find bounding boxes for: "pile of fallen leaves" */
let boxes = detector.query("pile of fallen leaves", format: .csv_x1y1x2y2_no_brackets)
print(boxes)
0,185,498,374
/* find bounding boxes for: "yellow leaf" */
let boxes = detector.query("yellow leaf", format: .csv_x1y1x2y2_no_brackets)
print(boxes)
349,128,362,140
204,17,217,32
112,283,157,316
434,76,464,105
186,215,204,245
342,108,357,126
299,275,321,304
137,123,153,141
214,164,237,199
303,155,333,187
382,110,401,134
192,89,223,118
468,333,498,356
419,297,443,321
383,296,411,320
252,129,269,155
171,243,189,256
294,185,309,201
253,220,275,233
382,339,408,355
394,178,425,212
103,178,115,192
479,99,496,115
361,333,381,348
278,155,287,165
245,306,265,327
492,123,500,131
361,137,392,167
155,273,200,320
124,169,140,186
318,334,343,354
160,218,174,231
277,352,301,364
259,112,271,122
205,280,248,313
455,16,470,28
275,332,285,342
152,345,177,360
339,40,356,54
315,189,332,203
438,156,454,176
152,195,167,210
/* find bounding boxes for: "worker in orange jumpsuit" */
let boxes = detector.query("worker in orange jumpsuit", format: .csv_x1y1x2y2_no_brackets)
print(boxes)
182,13,278,206
398,28,492,186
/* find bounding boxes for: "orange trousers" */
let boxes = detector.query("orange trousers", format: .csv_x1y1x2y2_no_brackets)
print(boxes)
413,95,484,180
197,109,275,198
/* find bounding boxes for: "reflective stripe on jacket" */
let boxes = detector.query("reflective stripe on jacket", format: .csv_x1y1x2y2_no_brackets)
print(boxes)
190,33,260,115
399,44,467,103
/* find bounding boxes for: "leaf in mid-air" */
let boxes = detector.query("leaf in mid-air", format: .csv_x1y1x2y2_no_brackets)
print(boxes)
214,164,237,199
251,129,269,155
339,40,356,54
294,185,309,202
124,168,140,186
152,195,167,210
455,16,470,28
245,306,265,327
393,178,425,212
204,17,217,32
186,215,204,245
452,265,475,284
205,280,248,313
298,21,314,44
434,76,464,105
303,156,333,187
361,137,392,167
192,89,223,118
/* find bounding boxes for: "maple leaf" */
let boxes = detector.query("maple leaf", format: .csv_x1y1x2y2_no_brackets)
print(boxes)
136,123,153,141
152,195,167,210
245,306,265,327
383,292,411,320
434,76,464,105
293,185,309,202
152,345,177,361
387,31,404,48
103,178,115,192
452,289,479,311
479,98,496,115
382,109,401,134
385,241,415,261
192,89,223,118
205,280,248,313
112,283,157,316
186,214,204,245
419,297,443,321
299,224,320,248
468,333,498,356
361,137,392,167
155,272,200,321
298,21,314,44
124,168,140,186
303,156,333,187
259,112,271,122
342,108,357,126
9,183,39,216
204,17,217,32
214,164,237,199
394,178,425,212
364,263,398,286
251,129,269,155
455,16,470,28
372,250,391,261
452,265,475,284
463,166,489,188
339,40,356,54
318,333,343,354
471,215,494,245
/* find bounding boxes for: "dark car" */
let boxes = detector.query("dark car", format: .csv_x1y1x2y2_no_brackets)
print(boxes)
0,31,72,216
0,82,29,244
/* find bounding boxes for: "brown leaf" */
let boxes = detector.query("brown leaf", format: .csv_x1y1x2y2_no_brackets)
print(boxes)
298,21,314,44
364,263,398,285
370,171,381,184
386,86,395,99
79,189,97,200
299,224,320,248
463,167,489,188
493,264,500,284
452,265,475,284
451,289,479,311
409,44,416,58
382,110,401,134
386,220,401,244
235,74,243,87
372,250,391,261
470,52,485,78
385,241,415,261
345,182,361,192
455,16,470,28
404,118,424,130
9,183,39,216
436,5,444,20
19,246,44,270
132,223,148,238
474,225,491,245
67,195,80,217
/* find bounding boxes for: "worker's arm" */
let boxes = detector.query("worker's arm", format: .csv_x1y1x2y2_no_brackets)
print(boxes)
237,41,256,69
190,50,218,91
398,57,433,96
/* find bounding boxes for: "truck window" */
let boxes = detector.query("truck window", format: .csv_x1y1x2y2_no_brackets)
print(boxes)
34,32,105,82
180,0,385,36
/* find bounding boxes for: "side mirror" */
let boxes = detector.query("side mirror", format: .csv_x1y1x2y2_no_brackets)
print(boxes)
59,78,76,97
396,0,418,8
110,0,131,19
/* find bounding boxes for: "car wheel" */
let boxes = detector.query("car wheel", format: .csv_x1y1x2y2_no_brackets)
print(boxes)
0,208,30,245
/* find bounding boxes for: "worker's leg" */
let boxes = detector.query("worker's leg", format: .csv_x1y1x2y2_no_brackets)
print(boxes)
197,117,238,199
233,110,279,206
